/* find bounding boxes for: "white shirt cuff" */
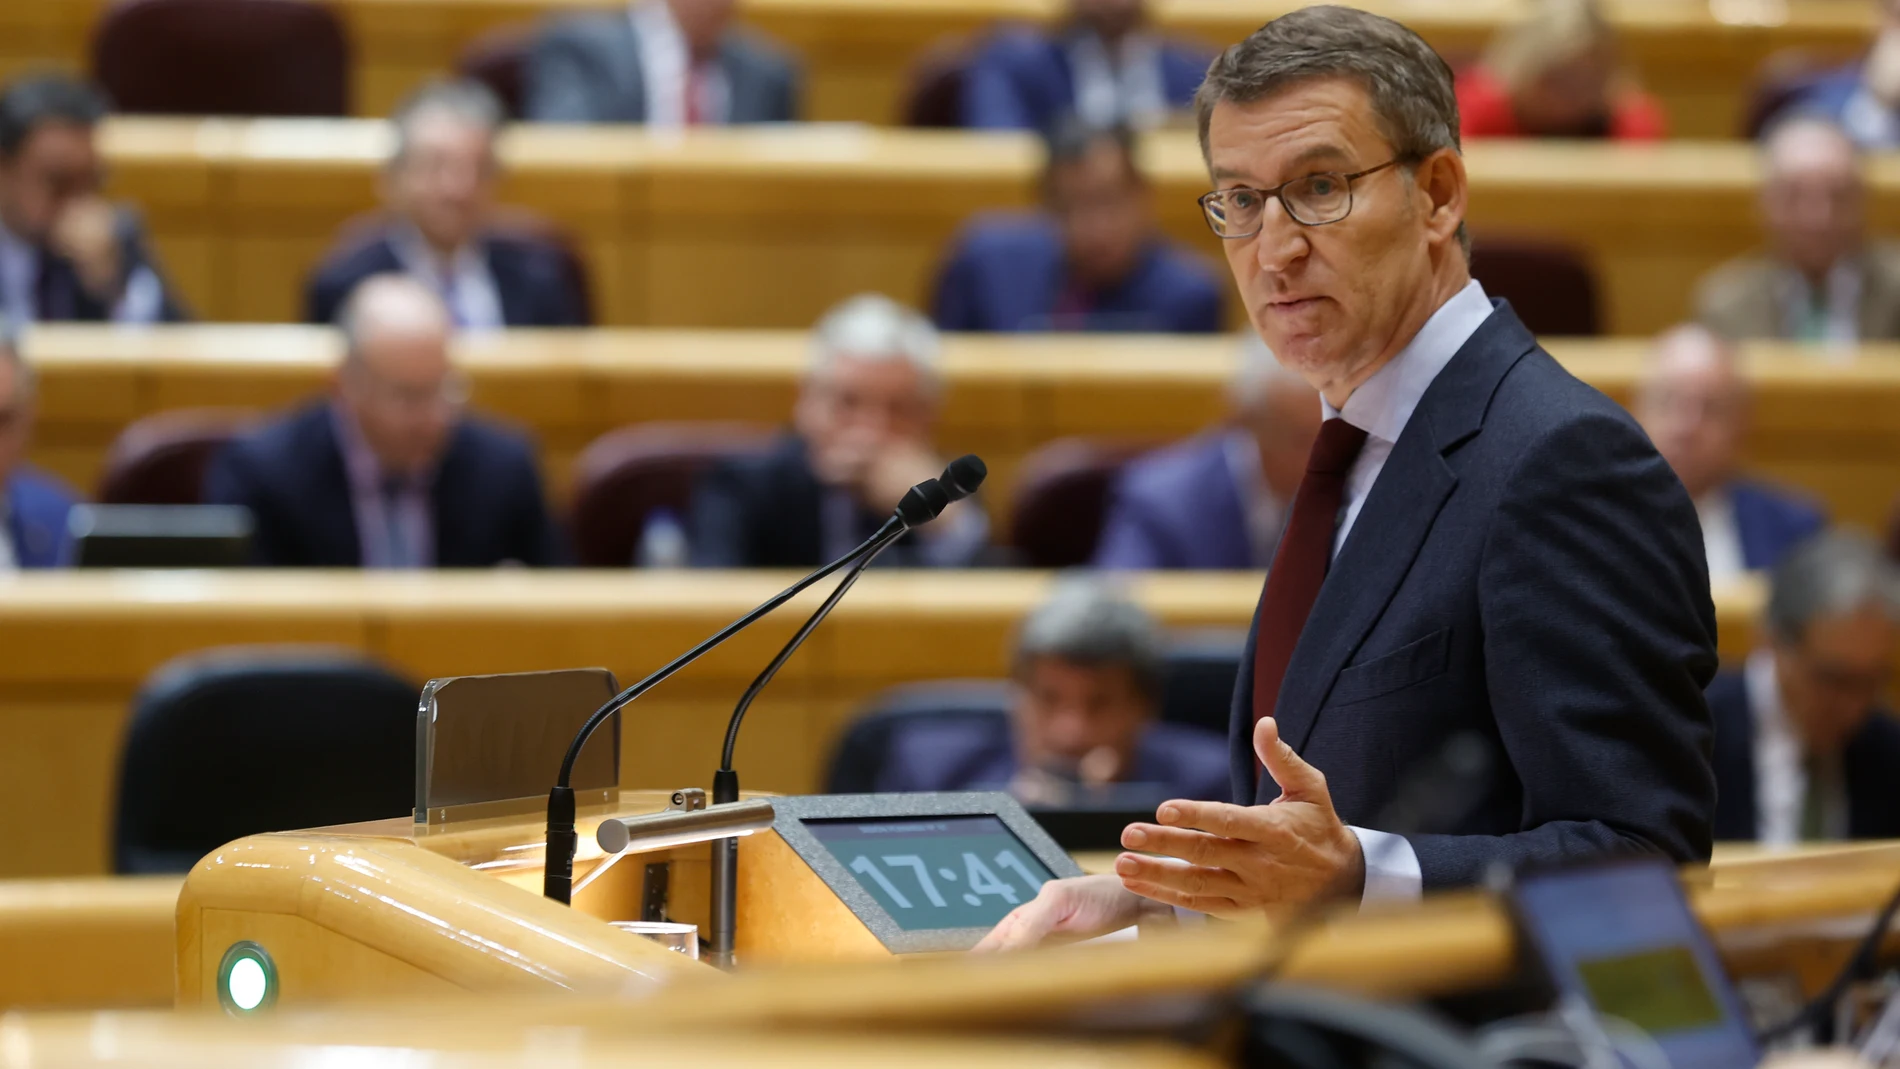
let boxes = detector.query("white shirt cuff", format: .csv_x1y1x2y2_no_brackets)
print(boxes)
1349,826,1422,907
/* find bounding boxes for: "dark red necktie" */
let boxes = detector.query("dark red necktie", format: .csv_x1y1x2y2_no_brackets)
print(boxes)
1252,417,1370,750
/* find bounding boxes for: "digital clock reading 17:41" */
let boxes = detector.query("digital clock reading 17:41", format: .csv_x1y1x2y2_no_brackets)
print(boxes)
805,815,1060,932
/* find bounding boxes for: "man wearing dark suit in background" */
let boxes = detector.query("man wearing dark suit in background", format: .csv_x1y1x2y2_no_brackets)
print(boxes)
306,80,590,329
0,75,185,326
871,579,1229,804
983,7,1715,947
1094,333,1319,570
963,0,1211,132
1635,324,1826,580
1711,531,1900,843
525,0,800,125
206,275,564,569
690,294,987,569
0,336,76,569
933,120,1223,334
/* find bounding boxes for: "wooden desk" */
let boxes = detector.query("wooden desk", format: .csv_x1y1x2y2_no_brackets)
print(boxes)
1,0,1874,136
23,326,1900,531
0,876,180,1010
0,570,1765,878
95,119,1900,335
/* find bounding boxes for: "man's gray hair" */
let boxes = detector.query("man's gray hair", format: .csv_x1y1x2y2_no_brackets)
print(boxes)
1012,578,1164,701
808,293,942,388
1194,4,1470,256
389,78,504,167
1766,529,1900,646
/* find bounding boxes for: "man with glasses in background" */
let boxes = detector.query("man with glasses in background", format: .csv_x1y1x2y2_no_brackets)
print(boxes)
0,74,185,325
206,275,564,568
982,5,1715,949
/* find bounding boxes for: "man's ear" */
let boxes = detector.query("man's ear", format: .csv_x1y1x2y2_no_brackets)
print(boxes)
1416,149,1469,249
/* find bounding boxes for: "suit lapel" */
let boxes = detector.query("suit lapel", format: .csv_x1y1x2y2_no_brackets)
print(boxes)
482,239,527,327
1274,305,1538,756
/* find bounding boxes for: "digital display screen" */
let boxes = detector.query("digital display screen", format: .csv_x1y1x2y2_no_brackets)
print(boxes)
805,815,1057,931
1513,861,1758,1069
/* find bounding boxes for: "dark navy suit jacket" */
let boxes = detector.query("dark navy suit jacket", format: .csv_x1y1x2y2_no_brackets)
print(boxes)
4,468,78,568
304,229,592,328
32,210,188,324
961,27,1211,132
932,214,1223,334
872,715,1231,803
1708,670,1900,841
1731,479,1827,572
1094,433,1258,570
202,404,565,568
1227,302,1719,889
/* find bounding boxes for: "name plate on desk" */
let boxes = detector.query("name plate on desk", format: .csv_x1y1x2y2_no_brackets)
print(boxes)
743,793,1083,958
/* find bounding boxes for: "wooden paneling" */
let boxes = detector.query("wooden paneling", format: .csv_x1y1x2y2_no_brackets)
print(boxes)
23,325,1900,530
0,569,1765,878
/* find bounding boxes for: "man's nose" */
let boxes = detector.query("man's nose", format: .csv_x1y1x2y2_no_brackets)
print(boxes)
1253,200,1310,274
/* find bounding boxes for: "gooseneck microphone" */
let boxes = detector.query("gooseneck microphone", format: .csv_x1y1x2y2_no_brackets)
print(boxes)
540,456,984,906
706,455,987,966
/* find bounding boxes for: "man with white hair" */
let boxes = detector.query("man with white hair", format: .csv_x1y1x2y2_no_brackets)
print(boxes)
690,293,987,568
206,274,564,567
1095,333,1320,569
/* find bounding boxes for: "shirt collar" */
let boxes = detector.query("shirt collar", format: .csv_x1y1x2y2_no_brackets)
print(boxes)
391,223,483,291
330,403,432,494
631,1,687,53
1745,647,1798,754
1321,279,1493,444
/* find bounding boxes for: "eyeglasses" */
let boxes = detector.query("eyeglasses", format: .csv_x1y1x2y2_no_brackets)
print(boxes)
1197,158,1406,238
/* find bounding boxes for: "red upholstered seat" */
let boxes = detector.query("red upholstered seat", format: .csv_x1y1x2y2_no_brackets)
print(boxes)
93,0,350,117
1007,437,1153,569
1468,234,1601,337
569,423,772,567
98,408,257,505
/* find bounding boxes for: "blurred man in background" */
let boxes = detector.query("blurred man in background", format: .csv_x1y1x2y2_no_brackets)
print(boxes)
690,294,987,568
1711,530,1900,843
962,0,1210,131
526,0,801,125
0,75,184,325
0,336,74,569
1771,0,1900,150
206,275,563,568
307,81,590,329
932,121,1222,333
1697,115,1900,342
869,579,1229,803
1095,333,1319,569
1635,325,1826,580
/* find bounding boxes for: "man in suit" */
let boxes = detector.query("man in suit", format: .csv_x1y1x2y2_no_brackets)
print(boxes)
981,6,1715,947
1770,0,1900,150
1095,334,1319,569
1711,530,1900,844
525,0,800,125
1635,324,1827,580
1697,115,1900,343
0,75,185,326
871,579,1230,804
963,0,1212,132
932,120,1224,334
0,336,76,569
306,81,589,329
690,294,987,568
206,275,564,569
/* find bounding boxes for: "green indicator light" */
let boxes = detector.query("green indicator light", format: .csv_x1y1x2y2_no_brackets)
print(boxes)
216,941,277,1015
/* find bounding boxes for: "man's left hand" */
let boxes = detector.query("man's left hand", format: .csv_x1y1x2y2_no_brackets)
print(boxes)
1113,717,1365,918
49,197,123,302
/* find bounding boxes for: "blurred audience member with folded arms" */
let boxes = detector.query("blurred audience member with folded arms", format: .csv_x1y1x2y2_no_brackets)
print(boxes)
0,334,74,569
690,294,987,568
1711,530,1900,843
0,75,185,325
526,0,800,125
1095,334,1318,570
933,120,1222,333
1771,0,1900,150
1636,325,1825,581
1456,0,1665,140
868,578,1229,804
1697,116,1900,343
963,0,1210,132
207,275,564,569
307,80,590,329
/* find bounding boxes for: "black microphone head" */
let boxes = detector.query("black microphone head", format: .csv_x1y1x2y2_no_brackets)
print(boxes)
940,455,988,502
895,478,952,528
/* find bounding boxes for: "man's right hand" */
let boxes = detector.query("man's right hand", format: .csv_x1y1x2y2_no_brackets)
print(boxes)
972,873,1158,952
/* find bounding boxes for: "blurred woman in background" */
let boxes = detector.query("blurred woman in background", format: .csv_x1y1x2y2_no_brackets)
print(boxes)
1456,0,1666,140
